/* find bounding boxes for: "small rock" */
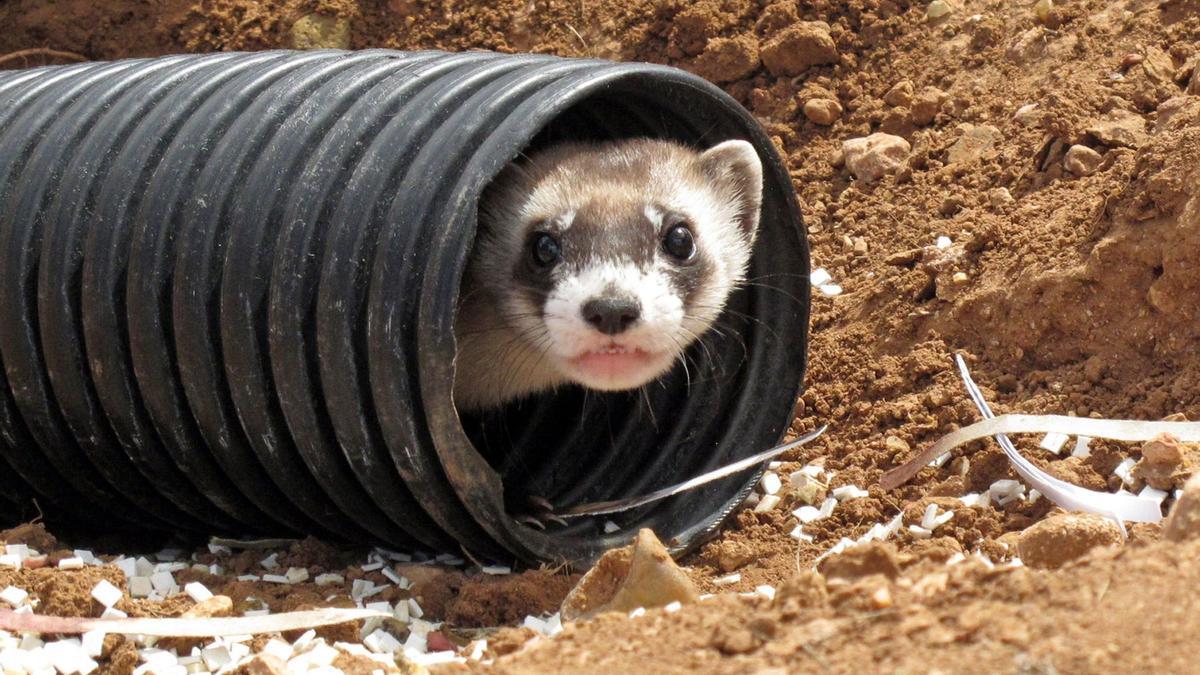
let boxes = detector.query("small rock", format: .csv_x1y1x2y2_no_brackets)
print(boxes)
186,595,233,618
987,187,1014,206
1013,103,1040,126
883,80,915,107
760,22,838,77
1164,473,1200,542
1140,47,1176,86
884,436,911,458
1063,145,1102,176
926,0,956,21
559,529,697,621
1086,110,1147,148
691,35,760,84
291,14,351,50
1033,0,1053,24
1006,27,1049,64
1016,513,1122,569
1134,433,1199,490
911,87,948,126
946,123,1001,165
803,98,843,126
842,133,911,183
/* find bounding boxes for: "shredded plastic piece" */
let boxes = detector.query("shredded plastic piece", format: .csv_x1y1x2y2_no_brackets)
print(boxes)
555,426,827,518
881,355,1165,526
1039,432,1069,454
0,607,389,637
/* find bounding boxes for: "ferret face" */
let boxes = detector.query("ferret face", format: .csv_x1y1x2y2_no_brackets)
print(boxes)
469,138,763,398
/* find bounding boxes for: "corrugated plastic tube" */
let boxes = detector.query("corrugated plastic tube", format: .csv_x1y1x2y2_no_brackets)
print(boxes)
0,49,810,564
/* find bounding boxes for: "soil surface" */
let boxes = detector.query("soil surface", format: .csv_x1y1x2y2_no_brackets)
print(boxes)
4,0,1200,673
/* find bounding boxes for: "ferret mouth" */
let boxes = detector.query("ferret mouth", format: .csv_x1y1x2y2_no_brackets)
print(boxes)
566,343,668,389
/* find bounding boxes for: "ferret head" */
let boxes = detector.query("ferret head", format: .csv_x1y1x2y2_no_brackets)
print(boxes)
471,138,763,396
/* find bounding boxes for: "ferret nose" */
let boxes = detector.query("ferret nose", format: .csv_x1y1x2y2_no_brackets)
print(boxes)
582,297,641,335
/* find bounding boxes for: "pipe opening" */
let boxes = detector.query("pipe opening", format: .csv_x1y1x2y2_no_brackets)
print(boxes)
447,73,808,560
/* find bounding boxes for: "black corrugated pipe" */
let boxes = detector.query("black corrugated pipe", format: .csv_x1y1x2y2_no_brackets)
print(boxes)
0,49,809,564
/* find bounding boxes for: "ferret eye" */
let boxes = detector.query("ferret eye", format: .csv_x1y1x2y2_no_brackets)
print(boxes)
531,232,562,268
662,223,696,262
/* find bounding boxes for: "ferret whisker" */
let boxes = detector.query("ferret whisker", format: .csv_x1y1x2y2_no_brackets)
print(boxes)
738,281,809,308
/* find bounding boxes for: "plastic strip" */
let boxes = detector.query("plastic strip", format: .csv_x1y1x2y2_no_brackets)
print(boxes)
882,355,1163,525
556,425,827,517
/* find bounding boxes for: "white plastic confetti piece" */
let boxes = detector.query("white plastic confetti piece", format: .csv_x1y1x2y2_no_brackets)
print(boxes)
754,494,781,512
285,567,309,584
908,524,933,540
149,571,176,594
81,630,105,658
1113,457,1137,485
1138,485,1168,504
793,505,822,523
603,521,620,534
481,565,511,575
184,582,213,603
832,485,869,500
91,580,123,608
789,524,814,543
712,573,741,586
663,601,682,613
128,577,153,598
0,586,28,606
1039,432,1069,454
817,283,843,297
57,557,85,570
1072,436,1093,458
809,268,832,286
760,472,782,495
936,235,952,249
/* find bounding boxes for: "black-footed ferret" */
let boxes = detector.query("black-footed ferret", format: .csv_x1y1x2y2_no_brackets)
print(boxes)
453,138,763,411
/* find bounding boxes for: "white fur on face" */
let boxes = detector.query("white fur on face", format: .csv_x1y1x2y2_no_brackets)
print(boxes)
544,261,683,354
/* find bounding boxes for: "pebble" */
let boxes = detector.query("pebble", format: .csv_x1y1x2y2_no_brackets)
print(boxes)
987,187,1015,206
1164,473,1200,542
290,14,351,50
803,98,843,126
911,87,948,126
1013,103,1040,125
1064,144,1102,176
1016,513,1123,569
760,22,838,77
842,133,911,183
883,80,915,108
946,124,1001,165
1086,109,1147,148
926,0,956,21
559,528,698,621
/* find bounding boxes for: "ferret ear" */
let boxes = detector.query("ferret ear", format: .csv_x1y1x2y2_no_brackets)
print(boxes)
698,139,763,240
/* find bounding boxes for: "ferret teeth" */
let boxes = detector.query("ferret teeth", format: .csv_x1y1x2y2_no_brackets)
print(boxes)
598,345,628,355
